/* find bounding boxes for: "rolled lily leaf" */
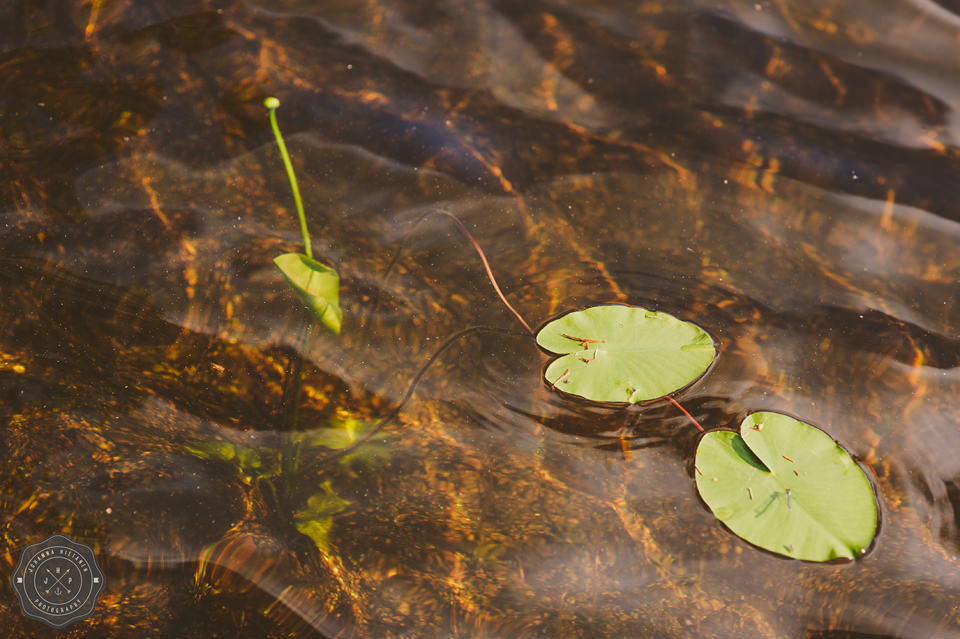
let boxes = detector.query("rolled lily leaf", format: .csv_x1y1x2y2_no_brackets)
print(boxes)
536,304,716,403
274,252,342,334
695,411,878,561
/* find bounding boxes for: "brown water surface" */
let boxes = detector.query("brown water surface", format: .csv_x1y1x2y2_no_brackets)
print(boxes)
2,0,960,637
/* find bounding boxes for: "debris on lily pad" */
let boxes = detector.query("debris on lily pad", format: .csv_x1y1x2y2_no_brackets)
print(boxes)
536,304,716,403
695,411,877,561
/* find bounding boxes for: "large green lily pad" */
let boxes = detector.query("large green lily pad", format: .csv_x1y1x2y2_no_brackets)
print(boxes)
536,305,716,403
695,411,877,561
274,252,342,334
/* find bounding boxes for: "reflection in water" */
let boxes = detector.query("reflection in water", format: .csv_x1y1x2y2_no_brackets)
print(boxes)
1,0,960,637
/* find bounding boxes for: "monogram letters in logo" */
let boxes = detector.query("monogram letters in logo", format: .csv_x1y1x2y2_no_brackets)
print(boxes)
11,534,106,628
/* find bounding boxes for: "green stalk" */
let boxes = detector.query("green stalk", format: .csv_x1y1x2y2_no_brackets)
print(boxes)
264,97,312,258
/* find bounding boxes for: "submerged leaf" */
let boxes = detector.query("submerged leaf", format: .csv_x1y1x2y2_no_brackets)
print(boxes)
293,416,372,451
695,411,877,561
274,252,342,334
536,304,715,403
185,441,277,484
185,441,236,463
294,480,350,554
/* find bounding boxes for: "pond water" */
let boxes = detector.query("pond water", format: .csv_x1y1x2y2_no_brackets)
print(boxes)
2,0,959,637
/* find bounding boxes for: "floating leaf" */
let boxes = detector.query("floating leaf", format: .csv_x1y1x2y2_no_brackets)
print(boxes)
294,480,350,553
536,304,715,403
695,411,877,561
274,252,342,334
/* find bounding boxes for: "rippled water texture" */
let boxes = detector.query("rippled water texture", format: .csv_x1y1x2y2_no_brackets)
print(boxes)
2,0,960,637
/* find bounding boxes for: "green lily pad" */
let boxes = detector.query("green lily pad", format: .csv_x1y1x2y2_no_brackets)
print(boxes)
536,304,716,403
274,252,342,334
695,411,877,561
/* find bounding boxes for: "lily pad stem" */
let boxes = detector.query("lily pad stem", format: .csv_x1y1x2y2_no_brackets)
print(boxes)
666,395,704,432
435,209,533,335
265,97,312,259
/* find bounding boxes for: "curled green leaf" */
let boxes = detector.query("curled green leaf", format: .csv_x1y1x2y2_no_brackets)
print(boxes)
265,97,343,335
274,252,342,334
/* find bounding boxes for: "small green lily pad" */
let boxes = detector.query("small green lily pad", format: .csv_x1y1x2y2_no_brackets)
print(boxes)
536,304,716,403
695,411,877,561
274,252,342,334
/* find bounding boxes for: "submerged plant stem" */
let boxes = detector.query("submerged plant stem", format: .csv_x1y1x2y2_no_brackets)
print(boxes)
265,97,312,258
666,395,704,433
435,209,534,335
317,325,528,466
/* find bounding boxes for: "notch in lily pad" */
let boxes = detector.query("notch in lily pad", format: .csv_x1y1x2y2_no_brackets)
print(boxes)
265,97,342,334
695,411,877,561
536,304,716,403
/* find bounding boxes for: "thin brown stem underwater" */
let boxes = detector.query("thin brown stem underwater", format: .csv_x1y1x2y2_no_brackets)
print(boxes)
435,209,534,335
